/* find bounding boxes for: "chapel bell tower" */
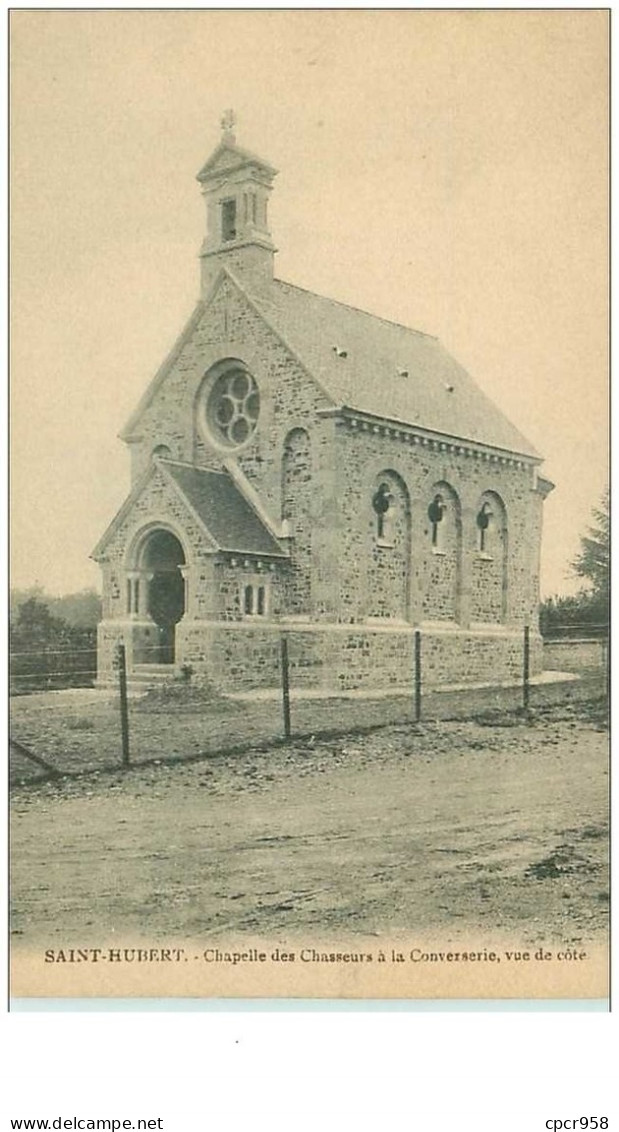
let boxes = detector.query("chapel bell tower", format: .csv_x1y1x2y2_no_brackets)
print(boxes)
196,111,278,296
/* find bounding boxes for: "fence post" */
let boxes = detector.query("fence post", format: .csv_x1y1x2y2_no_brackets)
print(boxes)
280,635,292,741
523,624,530,711
117,642,130,767
414,630,422,723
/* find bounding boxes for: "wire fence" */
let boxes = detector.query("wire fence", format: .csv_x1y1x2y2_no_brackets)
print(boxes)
540,621,609,641
8,625,609,788
9,631,97,694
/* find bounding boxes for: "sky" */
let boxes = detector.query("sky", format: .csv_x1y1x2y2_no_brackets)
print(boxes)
10,10,608,598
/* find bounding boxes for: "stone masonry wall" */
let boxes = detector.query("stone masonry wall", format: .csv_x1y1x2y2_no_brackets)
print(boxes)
100,271,549,692
424,551,459,621
125,274,338,621
470,491,507,623
421,482,461,622
367,471,411,620
172,621,543,693
281,427,313,614
335,421,542,633
214,560,287,622
98,466,216,622
96,466,217,680
470,556,504,623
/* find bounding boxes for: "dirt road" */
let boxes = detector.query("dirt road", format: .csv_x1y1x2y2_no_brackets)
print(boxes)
10,703,608,949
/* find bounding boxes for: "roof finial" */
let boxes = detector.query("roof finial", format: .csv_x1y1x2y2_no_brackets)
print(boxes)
221,109,237,144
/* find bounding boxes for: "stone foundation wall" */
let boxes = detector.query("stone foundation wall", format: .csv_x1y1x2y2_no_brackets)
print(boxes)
172,620,543,693
97,622,127,683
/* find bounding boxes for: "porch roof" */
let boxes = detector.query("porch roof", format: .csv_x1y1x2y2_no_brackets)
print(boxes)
163,461,288,558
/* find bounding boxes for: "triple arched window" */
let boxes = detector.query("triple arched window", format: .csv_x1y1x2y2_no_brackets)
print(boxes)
369,478,508,624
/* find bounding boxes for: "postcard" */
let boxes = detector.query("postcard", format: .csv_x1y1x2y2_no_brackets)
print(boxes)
9,9,609,1003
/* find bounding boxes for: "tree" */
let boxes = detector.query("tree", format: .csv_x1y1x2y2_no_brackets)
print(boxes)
539,489,609,637
11,597,67,646
539,592,604,636
572,488,609,606
10,587,102,628
9,585,46,622
10,596,97,693
50,589,102,628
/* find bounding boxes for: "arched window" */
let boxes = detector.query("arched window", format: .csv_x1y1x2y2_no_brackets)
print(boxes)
372,482,394,543
428,493,445,550
471,492,508,623
221,198,237,242
367,471,411,621
152,444,172,461
422,483,462,623
476,500,493,553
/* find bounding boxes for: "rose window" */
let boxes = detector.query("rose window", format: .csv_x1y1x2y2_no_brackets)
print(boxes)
206,366,260,447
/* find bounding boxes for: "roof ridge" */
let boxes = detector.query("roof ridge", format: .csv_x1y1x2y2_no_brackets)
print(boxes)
271,277,438,341
223,458,288,544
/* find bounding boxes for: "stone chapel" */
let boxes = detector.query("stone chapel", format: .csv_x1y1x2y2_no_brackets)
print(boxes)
93,116,554,692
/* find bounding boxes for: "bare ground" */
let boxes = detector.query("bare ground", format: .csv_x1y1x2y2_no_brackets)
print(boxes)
10,697,609,949
8,671,603,782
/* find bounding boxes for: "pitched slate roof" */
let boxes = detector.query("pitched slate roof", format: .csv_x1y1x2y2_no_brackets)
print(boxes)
92,459,288,561
162,462,287,557
253,279,540,460
119,268,540,461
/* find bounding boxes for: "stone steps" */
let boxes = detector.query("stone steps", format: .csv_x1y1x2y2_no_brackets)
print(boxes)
97,664,178,692
129,665,176,686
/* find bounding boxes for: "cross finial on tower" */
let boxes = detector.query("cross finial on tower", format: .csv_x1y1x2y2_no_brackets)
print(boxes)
221,109,237,143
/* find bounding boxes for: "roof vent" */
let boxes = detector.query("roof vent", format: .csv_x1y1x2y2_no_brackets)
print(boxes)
332,345,348,358
397,368,409,378
444,383,455,393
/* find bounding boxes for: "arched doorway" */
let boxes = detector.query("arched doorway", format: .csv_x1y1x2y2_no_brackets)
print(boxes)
139,529,186,663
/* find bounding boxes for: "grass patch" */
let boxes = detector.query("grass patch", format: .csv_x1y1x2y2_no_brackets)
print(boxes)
525,845,598,881
66,717,96,731
133,678,231,714
578,824,608,842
